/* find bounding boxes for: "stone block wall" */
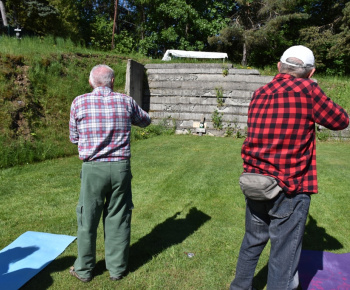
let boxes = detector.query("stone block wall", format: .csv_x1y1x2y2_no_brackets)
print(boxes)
143,63,273,136
125,61,349,139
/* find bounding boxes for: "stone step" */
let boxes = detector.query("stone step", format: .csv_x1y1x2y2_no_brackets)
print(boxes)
145,63,233,69
149,103,248,115
144,89,253,99
149,111,248,123
148,96,251,106
147,80,265,91
147,73,272,83
146,68,261,75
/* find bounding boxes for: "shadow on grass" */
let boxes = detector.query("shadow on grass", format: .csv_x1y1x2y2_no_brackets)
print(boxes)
128,206,211,272
21,255,76,290
252,214,343,290
302,215,343,251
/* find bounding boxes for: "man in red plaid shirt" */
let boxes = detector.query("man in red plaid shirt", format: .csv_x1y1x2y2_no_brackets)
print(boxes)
230,46,349,290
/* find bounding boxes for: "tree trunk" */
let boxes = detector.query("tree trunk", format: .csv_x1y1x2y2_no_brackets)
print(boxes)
111,0,118,50
241,42,247,66
0,0,8,27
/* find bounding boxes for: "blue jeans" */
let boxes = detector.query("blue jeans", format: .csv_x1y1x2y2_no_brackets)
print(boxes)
230,192,311,290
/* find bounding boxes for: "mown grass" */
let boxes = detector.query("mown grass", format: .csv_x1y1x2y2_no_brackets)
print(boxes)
1,135,349,289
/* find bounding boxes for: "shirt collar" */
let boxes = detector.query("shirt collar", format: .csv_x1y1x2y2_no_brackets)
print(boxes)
274,73,295,80
92,86,113,96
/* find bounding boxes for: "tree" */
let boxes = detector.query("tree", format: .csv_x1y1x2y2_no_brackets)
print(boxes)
3,0,81,39
128,0,236,57
208,0,309,66
4,0,58,35
300,0,350,74
0,0,8,27
48,0,81,41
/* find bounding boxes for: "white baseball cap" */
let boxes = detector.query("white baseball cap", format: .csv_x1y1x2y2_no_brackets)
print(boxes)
280,45,315,67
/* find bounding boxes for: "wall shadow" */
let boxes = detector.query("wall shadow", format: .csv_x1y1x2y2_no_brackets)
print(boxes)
128,207,211,272
252,214,343,290
142,70,150,112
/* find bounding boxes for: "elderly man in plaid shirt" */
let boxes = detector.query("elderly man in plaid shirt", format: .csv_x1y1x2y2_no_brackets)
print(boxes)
230,46,349,290
69,64,151,282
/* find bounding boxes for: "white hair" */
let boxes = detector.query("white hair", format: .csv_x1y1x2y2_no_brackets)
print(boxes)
89,64,115,88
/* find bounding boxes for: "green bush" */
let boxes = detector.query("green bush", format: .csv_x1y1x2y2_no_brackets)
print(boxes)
131,119,176,142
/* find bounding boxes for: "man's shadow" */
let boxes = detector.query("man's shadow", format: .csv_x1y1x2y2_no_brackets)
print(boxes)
19,255,75,290
253,214,343,290
0,246,75,290
94,206,211,275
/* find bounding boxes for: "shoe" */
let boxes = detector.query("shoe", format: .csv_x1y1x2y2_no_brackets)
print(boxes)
69,266,92,282
110,276,124,281
110,269,129,281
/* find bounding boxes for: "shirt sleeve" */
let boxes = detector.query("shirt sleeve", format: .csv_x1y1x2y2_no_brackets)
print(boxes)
130,99,151,128
312,83,349,130
69,102,79,144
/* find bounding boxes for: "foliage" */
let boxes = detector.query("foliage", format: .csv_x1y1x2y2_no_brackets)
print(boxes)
130,118,176,142
132,0,236,56
0,38,128,168
211,109,223,130
300,1,350,75
208,0,309,66
3,0,80,39
90,14,135,54
90,14,113,51
215,87,224,107
224,119,244,139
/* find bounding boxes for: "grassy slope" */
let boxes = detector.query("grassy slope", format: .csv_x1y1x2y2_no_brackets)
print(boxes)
1,135,349,289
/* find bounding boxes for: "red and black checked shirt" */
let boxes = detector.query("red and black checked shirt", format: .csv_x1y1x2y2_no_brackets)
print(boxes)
69,87,151,162
241,73,349,194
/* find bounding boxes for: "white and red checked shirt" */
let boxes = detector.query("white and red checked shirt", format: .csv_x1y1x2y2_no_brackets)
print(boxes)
69,87,151,161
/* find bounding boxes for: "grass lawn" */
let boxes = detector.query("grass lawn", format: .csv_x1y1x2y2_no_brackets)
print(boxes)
1,135,349,289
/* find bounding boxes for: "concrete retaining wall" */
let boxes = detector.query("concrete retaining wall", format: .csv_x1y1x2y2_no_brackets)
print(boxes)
125,59,144,106
126,61,349,139
144,63,273,136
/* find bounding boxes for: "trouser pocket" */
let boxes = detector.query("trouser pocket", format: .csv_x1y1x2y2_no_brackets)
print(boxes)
76,205,83,226
268,193,293,218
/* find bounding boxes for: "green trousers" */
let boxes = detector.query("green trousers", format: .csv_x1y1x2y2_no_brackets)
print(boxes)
73,160,133,279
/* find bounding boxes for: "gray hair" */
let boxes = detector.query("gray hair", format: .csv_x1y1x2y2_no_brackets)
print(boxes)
89,64,115,88
279,57,314,78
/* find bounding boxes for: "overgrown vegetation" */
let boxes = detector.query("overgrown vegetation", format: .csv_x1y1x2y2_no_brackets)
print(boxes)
0,37,129,168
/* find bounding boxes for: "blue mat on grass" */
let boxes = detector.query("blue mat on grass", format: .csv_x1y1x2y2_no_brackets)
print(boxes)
0,231,76,290
298,249,350,289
